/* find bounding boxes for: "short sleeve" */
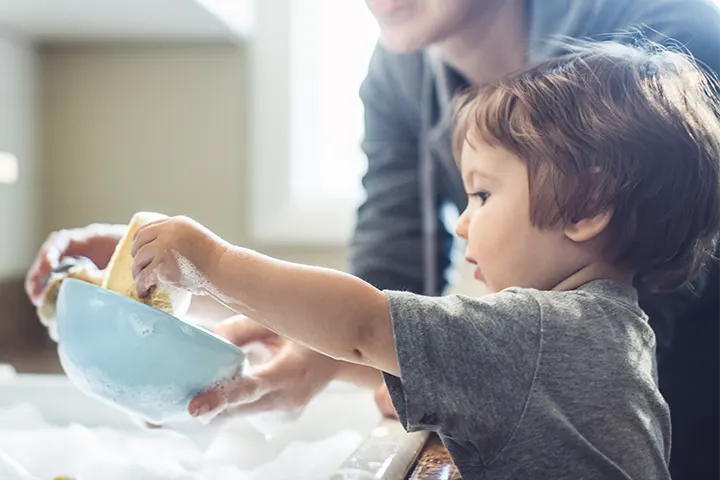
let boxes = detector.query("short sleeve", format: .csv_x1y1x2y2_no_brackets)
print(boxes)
382,290,542,459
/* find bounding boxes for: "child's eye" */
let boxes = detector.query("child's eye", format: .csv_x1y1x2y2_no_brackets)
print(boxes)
468,191,490,205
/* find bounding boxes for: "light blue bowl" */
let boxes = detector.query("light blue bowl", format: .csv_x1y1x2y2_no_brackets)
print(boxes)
55,278,246,424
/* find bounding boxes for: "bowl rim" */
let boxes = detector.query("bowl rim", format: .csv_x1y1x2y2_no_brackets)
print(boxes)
58,277,246,356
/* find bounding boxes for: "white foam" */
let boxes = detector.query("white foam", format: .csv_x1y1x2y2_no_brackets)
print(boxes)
58,346,190,424
20,345,382,478
0,448,35,480
172,252,214,297
0,403,47,429
58,344,252,427
0,399,373,480
47,322,59,342
0,364,16,382
172,251,257,318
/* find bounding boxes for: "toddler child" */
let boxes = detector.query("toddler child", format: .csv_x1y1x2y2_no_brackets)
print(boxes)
129,40,720,479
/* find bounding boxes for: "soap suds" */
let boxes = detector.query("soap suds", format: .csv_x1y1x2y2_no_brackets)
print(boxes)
58,346,243,425
58,346,188,424
0,384,380,479
172,251,258,319
172,251,214,297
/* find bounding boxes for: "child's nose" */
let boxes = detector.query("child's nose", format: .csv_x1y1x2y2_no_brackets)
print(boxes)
455,210,469,239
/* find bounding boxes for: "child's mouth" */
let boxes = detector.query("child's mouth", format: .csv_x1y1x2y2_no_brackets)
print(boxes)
465,257,484,281
473,268,484,281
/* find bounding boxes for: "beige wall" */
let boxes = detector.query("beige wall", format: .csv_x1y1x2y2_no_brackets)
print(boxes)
0,32,41,278
41,44,247,243
39,42,480,295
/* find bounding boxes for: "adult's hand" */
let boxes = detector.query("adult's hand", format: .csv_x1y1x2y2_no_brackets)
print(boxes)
25,224,126,306
374,382,398,419
189,315,343,418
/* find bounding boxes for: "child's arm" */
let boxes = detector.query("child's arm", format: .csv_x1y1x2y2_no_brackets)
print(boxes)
131,216,400,375
205,246,401,376
131,216,541,442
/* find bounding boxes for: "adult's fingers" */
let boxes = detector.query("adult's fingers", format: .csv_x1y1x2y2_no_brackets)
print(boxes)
213,315,277,347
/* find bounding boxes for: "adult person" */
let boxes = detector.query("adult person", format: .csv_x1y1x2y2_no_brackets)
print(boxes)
26,1,720,477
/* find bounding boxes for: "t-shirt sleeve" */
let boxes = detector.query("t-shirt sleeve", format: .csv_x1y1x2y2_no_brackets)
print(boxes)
382,289,542,459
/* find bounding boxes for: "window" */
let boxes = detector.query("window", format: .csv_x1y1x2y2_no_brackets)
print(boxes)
248,0,379,245
289,0,378,203
0,152,18,184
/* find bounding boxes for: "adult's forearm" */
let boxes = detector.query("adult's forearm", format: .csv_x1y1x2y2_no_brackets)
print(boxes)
336,360,385,389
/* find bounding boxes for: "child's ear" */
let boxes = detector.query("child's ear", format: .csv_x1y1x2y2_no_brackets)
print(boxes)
564,210,612,243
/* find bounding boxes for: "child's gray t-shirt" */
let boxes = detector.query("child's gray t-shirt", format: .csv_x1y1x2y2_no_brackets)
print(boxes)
382,280,671,479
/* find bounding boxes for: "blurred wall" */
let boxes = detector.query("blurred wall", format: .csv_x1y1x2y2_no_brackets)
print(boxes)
39,42,480,295
40,43,343,268
0,32,41,278
41,44,246,244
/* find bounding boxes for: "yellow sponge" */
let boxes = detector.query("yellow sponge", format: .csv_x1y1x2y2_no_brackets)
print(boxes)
102,212,192,317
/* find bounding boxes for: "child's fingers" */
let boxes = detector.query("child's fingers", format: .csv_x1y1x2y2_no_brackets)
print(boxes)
131,225,159,257
131,218,168,241
134,262,159,299
213,315,276,347
131,244,156,281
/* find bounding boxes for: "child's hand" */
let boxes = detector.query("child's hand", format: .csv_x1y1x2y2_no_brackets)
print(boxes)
130,216,229,298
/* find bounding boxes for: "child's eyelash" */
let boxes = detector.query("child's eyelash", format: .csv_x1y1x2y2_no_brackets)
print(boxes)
468,191,490,202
